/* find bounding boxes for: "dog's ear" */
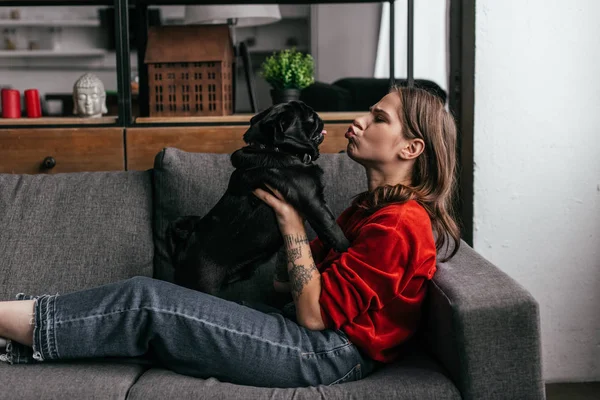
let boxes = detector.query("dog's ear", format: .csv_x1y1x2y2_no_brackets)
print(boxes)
277,112,295,135
249,106,273,126
244,106,277,143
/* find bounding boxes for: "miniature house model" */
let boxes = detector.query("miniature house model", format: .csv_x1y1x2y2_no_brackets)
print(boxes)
144,25,234,117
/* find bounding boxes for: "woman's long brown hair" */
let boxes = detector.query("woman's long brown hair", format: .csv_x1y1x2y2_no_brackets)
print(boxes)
352,86,461,262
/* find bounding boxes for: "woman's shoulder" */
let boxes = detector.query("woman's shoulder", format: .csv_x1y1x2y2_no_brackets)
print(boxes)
366,202,436,259
365,200,431,227
338,201,433,240
353,201,433,245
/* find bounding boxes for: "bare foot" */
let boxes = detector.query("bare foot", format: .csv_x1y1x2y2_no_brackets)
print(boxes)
0,300,35,347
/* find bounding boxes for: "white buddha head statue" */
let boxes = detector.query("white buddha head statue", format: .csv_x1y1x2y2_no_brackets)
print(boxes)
73,73,107,118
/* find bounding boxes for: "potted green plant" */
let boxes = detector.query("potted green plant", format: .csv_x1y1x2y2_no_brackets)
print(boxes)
260,48,315,105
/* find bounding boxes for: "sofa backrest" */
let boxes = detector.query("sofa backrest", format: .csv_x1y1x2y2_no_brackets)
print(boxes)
0,171,154,300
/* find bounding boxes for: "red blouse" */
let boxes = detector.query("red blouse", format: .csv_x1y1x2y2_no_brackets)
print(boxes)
311,200,437,363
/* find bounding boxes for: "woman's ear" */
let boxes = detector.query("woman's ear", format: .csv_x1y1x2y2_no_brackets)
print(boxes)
399,138,425,160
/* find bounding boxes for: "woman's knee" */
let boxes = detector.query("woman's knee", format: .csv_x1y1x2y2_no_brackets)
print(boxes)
125,275,155,288
123,276,208,310
122,276,163,300
118,277,175,312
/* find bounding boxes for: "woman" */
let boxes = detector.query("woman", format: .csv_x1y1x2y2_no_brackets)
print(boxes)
0,86,460,388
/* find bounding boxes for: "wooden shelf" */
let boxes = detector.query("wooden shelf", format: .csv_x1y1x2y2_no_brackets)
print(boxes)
126,123,350,170
0,112,357,127
0,1,112,5
136,0,380,4
135,112,361,124
317,112,362,121
0,20,100,27
0,116,118,125
0,50,107,58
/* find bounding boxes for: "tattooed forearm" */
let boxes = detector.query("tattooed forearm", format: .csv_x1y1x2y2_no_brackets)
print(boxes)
278,228,323,327
283,233,309,249
289,261,317,299
287,247,302,262
274,244,306,283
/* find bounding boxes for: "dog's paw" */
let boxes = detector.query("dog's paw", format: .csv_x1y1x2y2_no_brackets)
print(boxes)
318,225,350,253
168,217,196,241
331,236,350,253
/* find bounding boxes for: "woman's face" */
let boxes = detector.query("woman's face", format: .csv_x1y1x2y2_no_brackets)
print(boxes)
345,92,407,166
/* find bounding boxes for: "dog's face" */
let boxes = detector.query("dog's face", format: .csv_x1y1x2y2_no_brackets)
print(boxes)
243,101,326,161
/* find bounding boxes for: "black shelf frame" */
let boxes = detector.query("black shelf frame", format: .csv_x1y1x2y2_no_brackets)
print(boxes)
1,0,414,128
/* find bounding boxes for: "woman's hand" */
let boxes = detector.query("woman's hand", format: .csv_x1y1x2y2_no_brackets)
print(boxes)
252,184,304,234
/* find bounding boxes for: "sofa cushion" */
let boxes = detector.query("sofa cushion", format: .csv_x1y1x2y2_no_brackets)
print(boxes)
0,360,149,400
151,148,366,304
126,347,460,399
0,171,154,300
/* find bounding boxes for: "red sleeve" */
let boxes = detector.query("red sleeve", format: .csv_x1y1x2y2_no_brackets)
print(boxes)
318,212,430,329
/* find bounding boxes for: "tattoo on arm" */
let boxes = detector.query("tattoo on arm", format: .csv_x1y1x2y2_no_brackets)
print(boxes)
283,233,309,249
281,233,316,298
287,247,302,262
289,262,317,300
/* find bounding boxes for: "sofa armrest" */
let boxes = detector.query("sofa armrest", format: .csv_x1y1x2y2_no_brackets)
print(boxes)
422,241,545,400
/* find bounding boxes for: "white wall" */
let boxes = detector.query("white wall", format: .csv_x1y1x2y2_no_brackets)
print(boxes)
474,0,600,382
311,3,381,83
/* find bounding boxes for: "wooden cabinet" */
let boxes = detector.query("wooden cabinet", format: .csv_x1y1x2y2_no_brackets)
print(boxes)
126,126,248,171
0,128,124,174
0,112,357,173
126,121,351,171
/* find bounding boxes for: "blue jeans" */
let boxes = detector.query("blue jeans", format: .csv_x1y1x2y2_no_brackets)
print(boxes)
0,276,376,387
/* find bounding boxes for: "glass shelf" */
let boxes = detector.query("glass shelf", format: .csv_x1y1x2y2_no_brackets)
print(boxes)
135,1,381,5
0,1,113,6
0,19,100,27
0,116,118,126
0,49,107,58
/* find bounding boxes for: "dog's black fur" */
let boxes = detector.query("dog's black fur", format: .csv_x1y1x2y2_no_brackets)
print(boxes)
166,101,350,295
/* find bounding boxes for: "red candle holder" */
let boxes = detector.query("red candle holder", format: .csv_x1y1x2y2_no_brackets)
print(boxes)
25,89,42,118
1,89,21,119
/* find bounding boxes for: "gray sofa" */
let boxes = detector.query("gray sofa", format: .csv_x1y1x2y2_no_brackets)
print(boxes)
0,148,545,400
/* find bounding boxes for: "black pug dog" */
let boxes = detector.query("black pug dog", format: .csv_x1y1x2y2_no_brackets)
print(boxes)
166,101,350,296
